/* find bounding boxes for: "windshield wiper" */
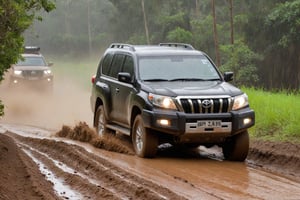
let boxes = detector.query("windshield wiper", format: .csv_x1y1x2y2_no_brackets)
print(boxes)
169,78,220,81
169,78,220,82
144,78,221,82
143,78,169,82
204,78,221,81
169,78,204,81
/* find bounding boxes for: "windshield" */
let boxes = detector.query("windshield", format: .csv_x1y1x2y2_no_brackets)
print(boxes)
16,56,47,66
138,55,220,81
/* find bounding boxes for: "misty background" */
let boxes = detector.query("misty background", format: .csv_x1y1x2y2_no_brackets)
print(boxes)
23,0,300,91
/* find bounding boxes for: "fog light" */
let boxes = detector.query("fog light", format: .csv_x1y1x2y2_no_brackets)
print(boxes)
47,78,51,82
157,119,170,126
243,118,252,125
13,80,18,84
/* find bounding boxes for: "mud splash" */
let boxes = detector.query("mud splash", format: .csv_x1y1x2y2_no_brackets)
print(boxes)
56,122,134,155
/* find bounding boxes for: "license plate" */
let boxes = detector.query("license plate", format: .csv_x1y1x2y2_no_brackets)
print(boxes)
197,120,222,128
27,76,39,80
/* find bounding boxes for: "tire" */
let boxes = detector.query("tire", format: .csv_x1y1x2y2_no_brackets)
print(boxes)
132,115,158,158
95,105,109,137
222,131,249,161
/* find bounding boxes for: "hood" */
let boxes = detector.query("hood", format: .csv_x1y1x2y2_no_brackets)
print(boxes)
12,65,50,71
141,81,242,97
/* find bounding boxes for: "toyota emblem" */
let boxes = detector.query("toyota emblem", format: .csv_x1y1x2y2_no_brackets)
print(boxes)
202,99,211,109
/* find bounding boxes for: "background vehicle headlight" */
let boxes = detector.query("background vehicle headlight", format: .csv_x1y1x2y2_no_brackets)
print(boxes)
148,93,177,110
14,70,22,75
232,93,249,110
44,69,52,75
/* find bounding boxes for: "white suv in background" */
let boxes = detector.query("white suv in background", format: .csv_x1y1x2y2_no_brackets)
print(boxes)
9,46,53,92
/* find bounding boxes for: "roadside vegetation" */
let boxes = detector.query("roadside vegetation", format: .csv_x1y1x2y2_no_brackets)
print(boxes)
245,88,300,143
0,0,55,116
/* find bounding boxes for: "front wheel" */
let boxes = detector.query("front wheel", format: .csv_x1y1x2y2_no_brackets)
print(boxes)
94,105,109,137
222,131,249,161
132,115,158,158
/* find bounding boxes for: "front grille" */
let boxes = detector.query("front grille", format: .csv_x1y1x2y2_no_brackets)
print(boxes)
177,97,233,113
22,70,44,78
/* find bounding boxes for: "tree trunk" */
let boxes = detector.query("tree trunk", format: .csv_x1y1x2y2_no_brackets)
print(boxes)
141,0,150,44
87,0,92,56
195,0,199,17
229,0,234,45
211,0,220,66
64,0,72,52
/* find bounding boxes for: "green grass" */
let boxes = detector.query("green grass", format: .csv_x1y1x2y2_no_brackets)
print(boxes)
244,87,300,143
49,57,300,143
49,56,99,91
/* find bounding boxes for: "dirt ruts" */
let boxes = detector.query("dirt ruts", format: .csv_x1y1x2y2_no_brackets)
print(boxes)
0,123,299,199
0,132,186,200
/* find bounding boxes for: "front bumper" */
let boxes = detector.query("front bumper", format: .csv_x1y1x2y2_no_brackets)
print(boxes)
9,76,53,89
142,107,255,137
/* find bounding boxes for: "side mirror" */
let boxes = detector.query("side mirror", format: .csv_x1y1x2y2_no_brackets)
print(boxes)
224,72,234,82
48,62,54,67
118,72,132,83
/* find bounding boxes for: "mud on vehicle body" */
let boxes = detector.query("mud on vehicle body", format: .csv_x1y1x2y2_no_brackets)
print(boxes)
90,43,255,161
8,46,53,92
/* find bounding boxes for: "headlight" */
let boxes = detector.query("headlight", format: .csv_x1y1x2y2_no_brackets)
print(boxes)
232,93,249,110
44,69,52,75
14,70,22,75
148,93,177,110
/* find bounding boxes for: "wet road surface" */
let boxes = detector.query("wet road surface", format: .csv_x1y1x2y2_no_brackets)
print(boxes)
1,123,299,200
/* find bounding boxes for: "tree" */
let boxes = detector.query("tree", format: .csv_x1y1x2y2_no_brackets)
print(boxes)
211,0,220,66
220,40,262,87
166,27,193,44
16,0,300,90
0,0,55,116
25,0,115,56
263,0,300,90
141,0,150,44
228,0,234,45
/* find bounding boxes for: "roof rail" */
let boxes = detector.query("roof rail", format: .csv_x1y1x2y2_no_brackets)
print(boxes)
24,46,40,54
159,43,194,50
110,43,135,51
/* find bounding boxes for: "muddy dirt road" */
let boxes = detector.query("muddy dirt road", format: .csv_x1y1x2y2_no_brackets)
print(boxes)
1,76,300,199
1,123,300,200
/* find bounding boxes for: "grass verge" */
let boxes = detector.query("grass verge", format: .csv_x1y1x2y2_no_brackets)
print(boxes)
244,87,300,143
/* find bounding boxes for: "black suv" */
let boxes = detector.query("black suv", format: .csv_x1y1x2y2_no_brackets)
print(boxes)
90,43,255,161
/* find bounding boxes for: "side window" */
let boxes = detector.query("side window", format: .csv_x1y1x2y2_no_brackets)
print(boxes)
122,56,134,79
96,59,103,77
101,53,113,76
109,54,125,78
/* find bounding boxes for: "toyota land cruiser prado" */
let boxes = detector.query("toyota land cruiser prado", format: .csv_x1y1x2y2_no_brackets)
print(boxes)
9,46,53,92
90,43,255,161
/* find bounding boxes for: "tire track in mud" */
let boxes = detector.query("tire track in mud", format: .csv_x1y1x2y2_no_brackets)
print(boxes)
0,133,59,200
10,133,186,200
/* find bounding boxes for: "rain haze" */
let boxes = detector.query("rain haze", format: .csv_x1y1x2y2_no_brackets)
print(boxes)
0,1,300,199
